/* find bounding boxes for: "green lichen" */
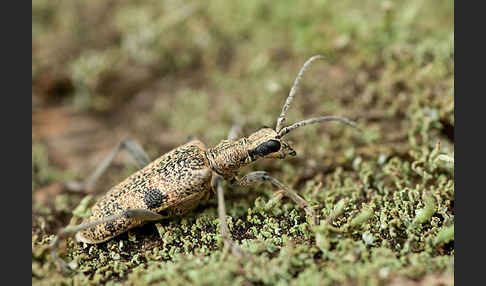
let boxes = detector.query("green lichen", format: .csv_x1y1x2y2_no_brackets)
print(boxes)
413,194,436,226
434,225,454,246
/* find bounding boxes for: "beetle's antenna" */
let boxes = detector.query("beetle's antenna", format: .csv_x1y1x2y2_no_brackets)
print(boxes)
275,55,324,133
278,116,359,137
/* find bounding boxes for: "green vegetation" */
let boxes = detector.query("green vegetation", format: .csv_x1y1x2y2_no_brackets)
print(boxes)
33,0,454,285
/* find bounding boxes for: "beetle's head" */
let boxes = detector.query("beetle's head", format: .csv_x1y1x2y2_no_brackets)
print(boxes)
247,128,296,161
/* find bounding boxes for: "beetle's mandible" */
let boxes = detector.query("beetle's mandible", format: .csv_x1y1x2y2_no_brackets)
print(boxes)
51,55,359,272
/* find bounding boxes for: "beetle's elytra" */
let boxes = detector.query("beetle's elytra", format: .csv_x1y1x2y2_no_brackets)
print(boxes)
77,140,212,243
52,55,359,272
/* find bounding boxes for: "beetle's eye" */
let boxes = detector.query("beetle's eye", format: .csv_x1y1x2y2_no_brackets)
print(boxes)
249,140,281,159
255,140,281,155
263,140,281,153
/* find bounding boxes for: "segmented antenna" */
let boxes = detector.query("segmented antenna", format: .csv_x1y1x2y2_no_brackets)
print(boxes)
278,116,359,137
275,55,324,133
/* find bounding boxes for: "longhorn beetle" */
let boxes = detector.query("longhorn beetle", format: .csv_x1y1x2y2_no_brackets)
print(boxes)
51,55,359,272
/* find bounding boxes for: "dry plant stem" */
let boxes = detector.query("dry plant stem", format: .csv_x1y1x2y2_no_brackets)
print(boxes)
311,181,323,197
237,171,318,225
275,55,324,133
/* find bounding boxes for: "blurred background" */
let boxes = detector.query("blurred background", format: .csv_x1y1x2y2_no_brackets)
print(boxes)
33,0,453,284
32,0,453,176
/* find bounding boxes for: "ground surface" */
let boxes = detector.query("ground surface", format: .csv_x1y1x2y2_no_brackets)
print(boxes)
33,1,454,285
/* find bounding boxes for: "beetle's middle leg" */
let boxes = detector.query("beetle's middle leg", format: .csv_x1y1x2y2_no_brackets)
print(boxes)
236,171,318,225
65,139,150,192
215,177,244,259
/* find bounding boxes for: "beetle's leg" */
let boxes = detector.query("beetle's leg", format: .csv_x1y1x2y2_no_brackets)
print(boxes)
215,177,244,259
236,171,318,225
51,208,165,273
65,139,150,192
227,123,243,141
185,136,199,143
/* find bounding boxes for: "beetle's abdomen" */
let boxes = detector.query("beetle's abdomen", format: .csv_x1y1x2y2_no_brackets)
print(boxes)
76,140,212,243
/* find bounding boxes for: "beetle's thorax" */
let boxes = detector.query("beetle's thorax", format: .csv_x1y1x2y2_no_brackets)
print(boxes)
206,137,252,179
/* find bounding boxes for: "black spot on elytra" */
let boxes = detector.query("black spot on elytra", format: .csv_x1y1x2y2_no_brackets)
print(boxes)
105,222,116,234
158,210,169,217
144,189,168,210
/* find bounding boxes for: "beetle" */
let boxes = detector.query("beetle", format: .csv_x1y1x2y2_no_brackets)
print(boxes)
51,55,359,272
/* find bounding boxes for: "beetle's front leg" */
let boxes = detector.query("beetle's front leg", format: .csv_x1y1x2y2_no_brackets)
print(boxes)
236,171,318,225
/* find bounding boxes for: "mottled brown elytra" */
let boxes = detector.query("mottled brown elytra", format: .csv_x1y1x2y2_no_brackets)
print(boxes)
51,55,359,272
